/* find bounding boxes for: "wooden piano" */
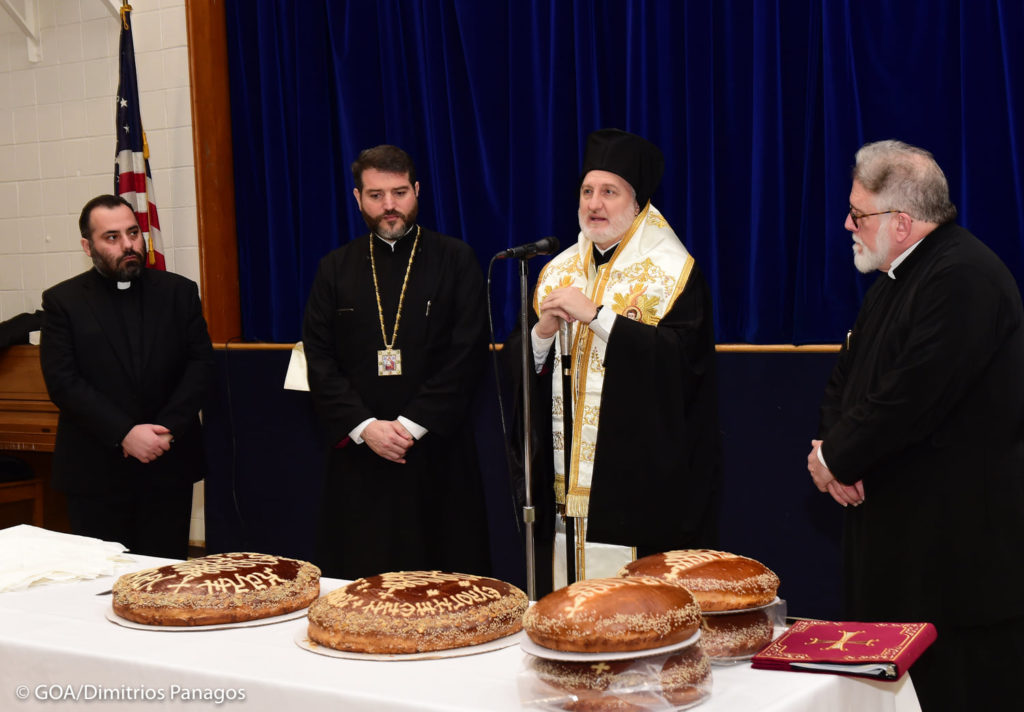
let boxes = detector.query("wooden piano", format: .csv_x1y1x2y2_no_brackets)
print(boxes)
0,345,57,527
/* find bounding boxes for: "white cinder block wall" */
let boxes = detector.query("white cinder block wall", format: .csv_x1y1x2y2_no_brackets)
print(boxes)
0,0,199,320
0,0,205,546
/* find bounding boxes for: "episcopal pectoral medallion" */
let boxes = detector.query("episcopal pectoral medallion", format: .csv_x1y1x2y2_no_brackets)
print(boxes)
369,227,420,378
377,348,402,376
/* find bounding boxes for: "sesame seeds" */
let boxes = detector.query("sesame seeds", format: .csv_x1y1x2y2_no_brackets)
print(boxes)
524,577,702,653
307,571,528,654
110,553,321,626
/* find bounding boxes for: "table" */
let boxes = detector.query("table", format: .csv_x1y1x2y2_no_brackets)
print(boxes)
0,556,921,711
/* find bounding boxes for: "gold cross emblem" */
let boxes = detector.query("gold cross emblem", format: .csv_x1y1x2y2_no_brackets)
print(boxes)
808,630,879,651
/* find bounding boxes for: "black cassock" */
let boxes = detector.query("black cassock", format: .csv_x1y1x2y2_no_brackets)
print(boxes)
303,227,491,580
818,222,1024,712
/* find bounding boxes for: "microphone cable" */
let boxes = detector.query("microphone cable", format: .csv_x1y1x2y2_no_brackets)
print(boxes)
485,253,526,535
221,335,250,548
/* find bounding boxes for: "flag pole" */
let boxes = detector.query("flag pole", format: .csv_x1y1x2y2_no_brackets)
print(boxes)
115,0,165,271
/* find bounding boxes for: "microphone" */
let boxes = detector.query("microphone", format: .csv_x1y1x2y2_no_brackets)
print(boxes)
497,236,559,259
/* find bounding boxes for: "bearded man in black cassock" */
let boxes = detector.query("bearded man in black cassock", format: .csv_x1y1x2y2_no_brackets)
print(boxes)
807,140,1024,712
303,145,491,580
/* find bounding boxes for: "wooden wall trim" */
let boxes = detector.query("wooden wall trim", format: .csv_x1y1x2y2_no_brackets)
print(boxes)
212,342,842,353
214,343,295,351
716,343,841,353
186,0,242,343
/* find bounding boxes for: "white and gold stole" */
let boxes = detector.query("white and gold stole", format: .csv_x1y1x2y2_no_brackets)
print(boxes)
533,204,694,583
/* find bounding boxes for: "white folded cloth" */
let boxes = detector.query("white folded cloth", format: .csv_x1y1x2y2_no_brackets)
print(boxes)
283,341,310,391
0,524,134,592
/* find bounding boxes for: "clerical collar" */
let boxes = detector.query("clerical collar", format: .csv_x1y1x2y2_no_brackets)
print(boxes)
887,237,926,280
373,223,418,252
592,241,620,267
93,266,135,290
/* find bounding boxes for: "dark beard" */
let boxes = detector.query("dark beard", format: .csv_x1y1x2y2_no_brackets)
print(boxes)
362,204,419,240
93,250,144,281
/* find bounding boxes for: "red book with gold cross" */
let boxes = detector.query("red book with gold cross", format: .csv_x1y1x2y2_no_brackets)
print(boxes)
751,620,937,680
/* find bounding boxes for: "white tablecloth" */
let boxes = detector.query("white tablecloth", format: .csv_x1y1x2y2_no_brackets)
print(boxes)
0,555,921,712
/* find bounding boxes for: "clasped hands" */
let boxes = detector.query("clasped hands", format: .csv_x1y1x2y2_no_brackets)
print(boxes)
807,439,865,507
122,424,173,463
536,287,599,339
363,419,414,464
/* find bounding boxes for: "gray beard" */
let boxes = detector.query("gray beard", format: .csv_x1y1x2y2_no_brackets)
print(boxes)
852,234,891,274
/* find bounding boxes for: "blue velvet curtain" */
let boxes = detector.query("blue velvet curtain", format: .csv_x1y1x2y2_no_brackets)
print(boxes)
225,0,1024,344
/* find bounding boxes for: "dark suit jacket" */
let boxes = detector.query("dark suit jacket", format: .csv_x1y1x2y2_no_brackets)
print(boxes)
40,268,213,495
819,223,1024,625
0,310,42,348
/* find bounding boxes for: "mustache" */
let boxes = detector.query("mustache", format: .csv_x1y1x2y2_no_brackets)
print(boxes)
119,249,143,263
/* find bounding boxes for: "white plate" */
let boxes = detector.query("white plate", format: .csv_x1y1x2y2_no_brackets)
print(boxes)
701,597,782,616
105,607,308,631
294,628,525,661
520,628,702,662
710,651,756,665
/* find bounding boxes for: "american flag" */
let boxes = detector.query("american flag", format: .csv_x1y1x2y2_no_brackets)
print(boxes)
114,4,165,271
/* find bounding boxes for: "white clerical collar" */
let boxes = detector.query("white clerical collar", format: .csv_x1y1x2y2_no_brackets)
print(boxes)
886,237,925,280
94,265,133,290
595,241,620,256
373,224,417,252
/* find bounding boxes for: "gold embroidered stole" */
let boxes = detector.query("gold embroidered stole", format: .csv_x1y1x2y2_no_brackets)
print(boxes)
533,204,694,518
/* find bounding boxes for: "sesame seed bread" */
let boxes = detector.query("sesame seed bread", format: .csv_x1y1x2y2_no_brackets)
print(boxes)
523,577,702,653
700,608,774,658
307,571,528,654
112,552,320,626
619,549,779,612
530,644,712,711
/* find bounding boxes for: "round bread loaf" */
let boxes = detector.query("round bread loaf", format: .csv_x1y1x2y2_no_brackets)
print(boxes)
529,643,712,712
523,576,702,653
619,549,779,611
112,552,320,626
307,571,528,654
700,609,774,659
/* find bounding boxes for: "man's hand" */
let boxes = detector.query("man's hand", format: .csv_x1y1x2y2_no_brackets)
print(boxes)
362,420,414,463
122,424,173,463
807,439,865,507
827,478,866,507
536,287,599,338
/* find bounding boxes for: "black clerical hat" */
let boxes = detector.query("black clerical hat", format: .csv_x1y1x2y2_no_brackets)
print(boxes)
580,128,664,209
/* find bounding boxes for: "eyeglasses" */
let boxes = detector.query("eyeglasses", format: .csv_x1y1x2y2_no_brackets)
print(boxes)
848,206,900,229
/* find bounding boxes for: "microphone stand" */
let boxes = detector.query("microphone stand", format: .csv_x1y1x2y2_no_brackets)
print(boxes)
559,321,576,585
518,258,537,601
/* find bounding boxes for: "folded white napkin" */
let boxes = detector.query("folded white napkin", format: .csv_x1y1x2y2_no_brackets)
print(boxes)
283,341,310,391
0,524,134,592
